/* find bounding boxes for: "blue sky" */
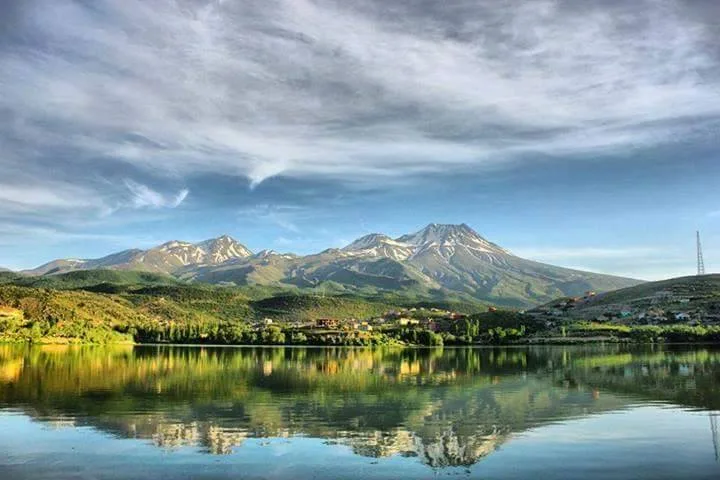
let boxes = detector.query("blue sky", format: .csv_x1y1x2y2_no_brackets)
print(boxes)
1,0,719,279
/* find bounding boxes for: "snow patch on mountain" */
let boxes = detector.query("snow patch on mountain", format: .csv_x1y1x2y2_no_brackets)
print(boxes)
344,224,510,262
399,223,509,255
342,233,414,261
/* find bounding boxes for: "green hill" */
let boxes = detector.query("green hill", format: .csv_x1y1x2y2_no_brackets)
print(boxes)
2,270,180,291
584,274,720,308
0,285,144,343
4,271,714,346
250,294,395,322
531,274,720,323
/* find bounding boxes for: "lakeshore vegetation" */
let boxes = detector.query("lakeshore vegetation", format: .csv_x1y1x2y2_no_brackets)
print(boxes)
1,270,719,346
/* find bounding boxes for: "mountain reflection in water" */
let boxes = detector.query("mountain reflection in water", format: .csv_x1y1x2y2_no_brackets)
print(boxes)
1,344,719,474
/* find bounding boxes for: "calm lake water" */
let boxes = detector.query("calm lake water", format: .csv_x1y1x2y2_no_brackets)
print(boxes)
1,344,719,479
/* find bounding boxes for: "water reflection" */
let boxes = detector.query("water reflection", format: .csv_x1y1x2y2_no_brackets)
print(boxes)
0,345,719,468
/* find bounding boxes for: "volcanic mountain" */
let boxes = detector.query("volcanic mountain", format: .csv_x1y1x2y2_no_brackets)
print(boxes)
26,235,252,276
24,225,641,307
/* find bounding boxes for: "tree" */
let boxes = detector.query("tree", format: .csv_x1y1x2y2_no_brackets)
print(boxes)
418,329,443,346
261,326,286,345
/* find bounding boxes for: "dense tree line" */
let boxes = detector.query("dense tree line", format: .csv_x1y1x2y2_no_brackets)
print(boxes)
3,285,720,346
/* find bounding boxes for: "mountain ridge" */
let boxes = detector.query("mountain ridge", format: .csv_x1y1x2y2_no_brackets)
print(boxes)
26,236,252,276
22,224,643,307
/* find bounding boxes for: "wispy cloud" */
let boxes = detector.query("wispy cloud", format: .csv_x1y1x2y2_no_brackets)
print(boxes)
123,180,189,209
514,246,663,261
1,0,718,278
0,183,98,211
511,244,699,280
1,0,718,190
0,221,163,251
237,204,302,232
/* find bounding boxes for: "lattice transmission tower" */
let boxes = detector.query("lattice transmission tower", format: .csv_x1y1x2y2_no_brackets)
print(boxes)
697,231,706,276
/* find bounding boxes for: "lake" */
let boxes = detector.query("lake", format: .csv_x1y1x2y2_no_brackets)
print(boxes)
1,344,719,479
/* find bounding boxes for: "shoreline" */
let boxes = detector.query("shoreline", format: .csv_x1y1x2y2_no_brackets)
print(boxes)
4,338,720,347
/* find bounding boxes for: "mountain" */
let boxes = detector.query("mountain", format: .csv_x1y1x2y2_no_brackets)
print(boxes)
342,234,414,261
25,236,252,276
398,223,509,256
195,235,253,263
24,224,642,307
179,224,641,306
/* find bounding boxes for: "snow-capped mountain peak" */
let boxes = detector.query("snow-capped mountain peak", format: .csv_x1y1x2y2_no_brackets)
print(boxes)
343,234,393,250
397,223,509,255
342,224,509,262
195,235,252,263
343,233,414,261
21,223,640,307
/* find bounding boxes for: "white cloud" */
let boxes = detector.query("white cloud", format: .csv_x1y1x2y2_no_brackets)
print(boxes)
513,246,663,261
123,180,189,209
0,0,718,276
0,0,717,188
511,244,701,280
237,204,302,232
273,236,294,247
0,223,141,246
0,183,96,210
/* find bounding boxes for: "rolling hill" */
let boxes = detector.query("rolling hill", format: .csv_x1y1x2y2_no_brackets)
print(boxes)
530,274,720,323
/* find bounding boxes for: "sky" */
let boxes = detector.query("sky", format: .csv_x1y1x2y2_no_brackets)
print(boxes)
0,0,719,280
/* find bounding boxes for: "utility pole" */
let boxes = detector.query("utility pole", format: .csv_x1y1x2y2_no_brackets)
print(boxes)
697,231,706,276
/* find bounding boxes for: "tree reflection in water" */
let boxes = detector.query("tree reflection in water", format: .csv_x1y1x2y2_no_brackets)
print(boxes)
1,344,719,467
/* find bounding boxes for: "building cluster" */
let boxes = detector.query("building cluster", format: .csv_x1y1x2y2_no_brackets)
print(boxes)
250,307,468,333
530,289,720,326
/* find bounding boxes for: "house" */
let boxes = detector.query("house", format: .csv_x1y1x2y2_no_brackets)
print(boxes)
315,318,339,329
419,318,437,331
652,290,674,304
675,312,691,322
262,318,274,326
357,322,373,332
352,322,373,332
398,318,420,327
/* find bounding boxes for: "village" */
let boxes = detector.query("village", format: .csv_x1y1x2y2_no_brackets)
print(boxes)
528,289,720,327
249,307,470,335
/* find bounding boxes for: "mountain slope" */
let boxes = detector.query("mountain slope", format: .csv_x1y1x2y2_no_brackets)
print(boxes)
24,224,642,307
342,234,414,261
25,236,252,276
341,224,639,306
